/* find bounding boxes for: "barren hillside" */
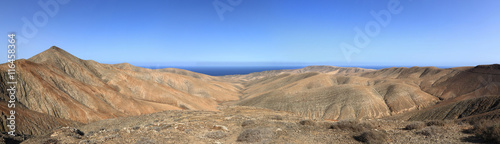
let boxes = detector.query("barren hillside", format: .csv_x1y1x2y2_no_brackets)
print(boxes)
0,46,241,124
236,65,500,121
0,46,498,143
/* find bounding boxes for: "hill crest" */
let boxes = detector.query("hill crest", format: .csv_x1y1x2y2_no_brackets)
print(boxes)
28,46,81,63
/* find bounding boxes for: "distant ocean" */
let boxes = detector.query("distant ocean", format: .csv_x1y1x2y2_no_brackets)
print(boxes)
141,66,455,76
143,66,304,76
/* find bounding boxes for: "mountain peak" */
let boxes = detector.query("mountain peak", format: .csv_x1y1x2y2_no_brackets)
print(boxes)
50,45,62,50
28,46,81,63
48,46,66,52
46,46,70,55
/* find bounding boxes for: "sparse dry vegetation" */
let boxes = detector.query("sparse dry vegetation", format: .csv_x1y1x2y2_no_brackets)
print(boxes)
470,119,500,143
19,106,488,144
299,119,316,126
416,126,444,136
205,131,227,139
354,130,388,144
237,128,272,143
404,121,426,130
241,120,256,127
329,120,374,132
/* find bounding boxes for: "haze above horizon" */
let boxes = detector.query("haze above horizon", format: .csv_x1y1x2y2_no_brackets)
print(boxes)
1,0,499,67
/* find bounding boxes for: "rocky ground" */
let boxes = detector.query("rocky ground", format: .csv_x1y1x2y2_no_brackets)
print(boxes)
18,106,494,144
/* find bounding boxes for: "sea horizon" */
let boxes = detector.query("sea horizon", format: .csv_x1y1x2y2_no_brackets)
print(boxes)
138,65,459,76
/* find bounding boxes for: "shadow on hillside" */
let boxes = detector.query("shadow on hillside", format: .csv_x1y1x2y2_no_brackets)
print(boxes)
461,135,494,144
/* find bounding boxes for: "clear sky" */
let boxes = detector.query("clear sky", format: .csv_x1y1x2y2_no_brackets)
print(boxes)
1,0,499,67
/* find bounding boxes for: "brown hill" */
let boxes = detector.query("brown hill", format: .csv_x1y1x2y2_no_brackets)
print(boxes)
236,65,500,121
402,95,500,121
0,102,80,136
236,72,439,120
0,46,240,125
221,65,374,82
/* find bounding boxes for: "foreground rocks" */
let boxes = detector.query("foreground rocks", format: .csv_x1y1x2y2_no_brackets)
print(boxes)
20,106,489,144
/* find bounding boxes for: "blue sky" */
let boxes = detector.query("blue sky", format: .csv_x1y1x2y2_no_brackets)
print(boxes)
1,0,499,67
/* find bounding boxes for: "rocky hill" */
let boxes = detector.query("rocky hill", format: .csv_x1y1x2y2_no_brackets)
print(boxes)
235,65,500,121
0,102,80,137
221,65,374,82
393,95,500,121
0,46,241,125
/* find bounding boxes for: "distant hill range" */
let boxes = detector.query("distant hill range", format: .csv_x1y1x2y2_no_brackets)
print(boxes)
0,46,499,136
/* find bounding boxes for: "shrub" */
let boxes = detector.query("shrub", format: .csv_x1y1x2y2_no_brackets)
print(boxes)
179,104,189,110
471,119,500,143
353,130,388,144
241,120,255,127
2,135,24,144
416,126,444,136
329,120,374,132
271,115,283,120
237,128,272,143
425,120,445,127
53,127,84,139
299,119,316,126
404,121,426,130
